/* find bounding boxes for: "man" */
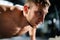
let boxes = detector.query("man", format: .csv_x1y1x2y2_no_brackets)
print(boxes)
0,0,51,40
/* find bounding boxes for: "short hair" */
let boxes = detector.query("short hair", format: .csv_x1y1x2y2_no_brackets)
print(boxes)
25,0,51,7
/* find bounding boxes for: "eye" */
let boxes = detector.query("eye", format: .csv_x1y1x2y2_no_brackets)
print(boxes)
34,11,42,16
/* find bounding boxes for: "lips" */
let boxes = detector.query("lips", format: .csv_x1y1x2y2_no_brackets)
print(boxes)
36,18,43,24
35,21,41,25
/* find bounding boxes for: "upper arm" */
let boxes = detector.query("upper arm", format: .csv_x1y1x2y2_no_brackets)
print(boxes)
29,27,36,36
17,26,32,35
29,27,37,40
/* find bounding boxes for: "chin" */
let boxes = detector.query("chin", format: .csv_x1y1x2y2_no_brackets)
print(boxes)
29,22,42,28
33,22,42,26
36,21,43,25
35,22,43,28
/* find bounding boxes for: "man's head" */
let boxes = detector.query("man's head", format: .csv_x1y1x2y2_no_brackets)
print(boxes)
23,0,51,27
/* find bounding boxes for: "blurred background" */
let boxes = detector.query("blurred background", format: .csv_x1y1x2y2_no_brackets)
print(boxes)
0,0,60,40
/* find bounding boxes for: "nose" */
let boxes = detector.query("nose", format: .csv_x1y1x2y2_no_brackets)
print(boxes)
43,7,49,14
44,9,48,14
45,10,48,14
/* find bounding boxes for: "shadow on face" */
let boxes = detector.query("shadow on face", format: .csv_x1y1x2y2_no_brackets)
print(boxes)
26,3,50,26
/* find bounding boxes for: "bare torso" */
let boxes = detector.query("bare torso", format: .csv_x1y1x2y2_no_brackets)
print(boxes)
0,5,31,38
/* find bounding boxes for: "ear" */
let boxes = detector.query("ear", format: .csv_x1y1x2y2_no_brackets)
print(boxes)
23,5,29,17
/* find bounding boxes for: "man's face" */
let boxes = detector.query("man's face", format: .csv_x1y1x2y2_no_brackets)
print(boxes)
26,3,50,26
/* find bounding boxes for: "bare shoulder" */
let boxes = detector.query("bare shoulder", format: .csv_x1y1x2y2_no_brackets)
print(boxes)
0,5,13,11
0,4,23,12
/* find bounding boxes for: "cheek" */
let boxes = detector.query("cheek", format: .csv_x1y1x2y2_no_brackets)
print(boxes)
28,10,35,21
35,13,45,22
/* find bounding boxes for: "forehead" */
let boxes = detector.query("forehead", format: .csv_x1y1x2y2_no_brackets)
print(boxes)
31,3,49,11
30,0,51,8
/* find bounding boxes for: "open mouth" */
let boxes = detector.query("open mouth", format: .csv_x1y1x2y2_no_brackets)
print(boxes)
36,20,42,24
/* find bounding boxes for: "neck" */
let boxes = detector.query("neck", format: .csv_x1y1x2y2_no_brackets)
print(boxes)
18,11,29,27
19,11,34,28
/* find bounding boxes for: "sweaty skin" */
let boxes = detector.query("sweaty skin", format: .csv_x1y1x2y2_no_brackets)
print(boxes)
0,5,31,38
0,1,50,40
